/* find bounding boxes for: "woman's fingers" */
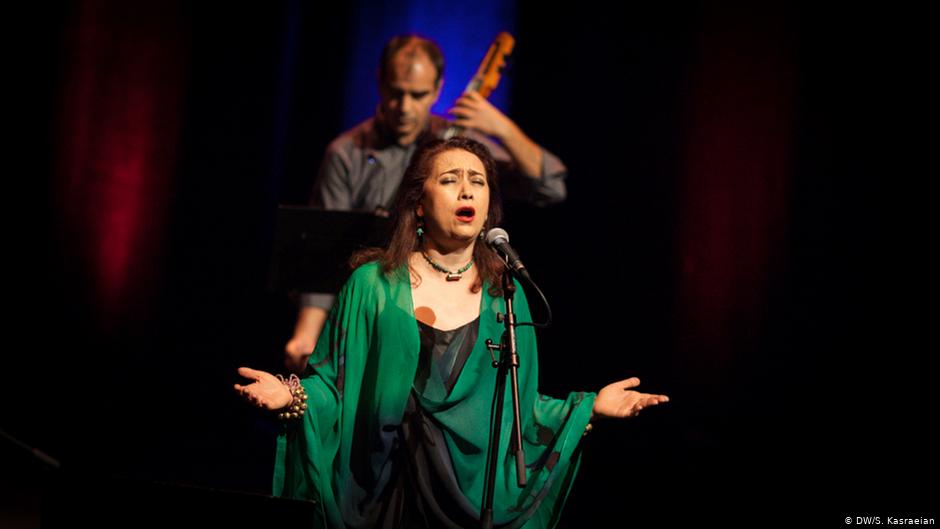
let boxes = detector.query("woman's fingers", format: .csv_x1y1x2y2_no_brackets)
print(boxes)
621,377,641,390
234,377,275,409
237,366,264,380
234,382,260,402
640,395,667,406
635,395,670,415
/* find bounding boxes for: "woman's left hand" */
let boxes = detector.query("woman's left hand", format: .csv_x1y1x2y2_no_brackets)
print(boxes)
592,377,669,420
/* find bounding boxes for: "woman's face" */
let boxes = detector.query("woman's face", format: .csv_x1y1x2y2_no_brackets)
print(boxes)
417,148,490,247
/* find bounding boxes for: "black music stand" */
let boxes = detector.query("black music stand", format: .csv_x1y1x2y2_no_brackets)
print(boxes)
268,206,391,295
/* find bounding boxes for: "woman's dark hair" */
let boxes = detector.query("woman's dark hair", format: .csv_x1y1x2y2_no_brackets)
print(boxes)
379,34,445,86
350,137,505,295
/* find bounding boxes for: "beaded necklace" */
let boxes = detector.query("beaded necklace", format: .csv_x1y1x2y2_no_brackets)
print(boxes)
421,251,473,282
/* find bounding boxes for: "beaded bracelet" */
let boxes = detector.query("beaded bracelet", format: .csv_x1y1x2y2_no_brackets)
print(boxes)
276,374,308,420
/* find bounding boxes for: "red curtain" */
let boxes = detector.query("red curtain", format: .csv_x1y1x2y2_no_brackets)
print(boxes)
55,1,188,323
676,6,795,381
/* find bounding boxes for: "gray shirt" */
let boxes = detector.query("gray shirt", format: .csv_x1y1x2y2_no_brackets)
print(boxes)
302,115,567,309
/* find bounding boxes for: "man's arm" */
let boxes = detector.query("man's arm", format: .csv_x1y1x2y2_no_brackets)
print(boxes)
310,147,354,209
449,92,544,178
450,92,567,205
285,304,329,373
287,145,351,372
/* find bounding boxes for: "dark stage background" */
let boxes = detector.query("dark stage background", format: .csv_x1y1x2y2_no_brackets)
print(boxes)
4,1,938,527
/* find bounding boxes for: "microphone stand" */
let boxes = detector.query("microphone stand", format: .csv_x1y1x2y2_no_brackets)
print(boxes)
480,270,527,529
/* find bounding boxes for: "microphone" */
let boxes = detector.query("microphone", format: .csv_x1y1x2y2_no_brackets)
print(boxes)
485,228,531,281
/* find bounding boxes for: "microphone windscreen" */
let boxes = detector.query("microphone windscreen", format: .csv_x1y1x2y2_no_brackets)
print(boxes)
485,227,509,247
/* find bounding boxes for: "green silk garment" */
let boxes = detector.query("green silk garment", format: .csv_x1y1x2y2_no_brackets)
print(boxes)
274,261,596,528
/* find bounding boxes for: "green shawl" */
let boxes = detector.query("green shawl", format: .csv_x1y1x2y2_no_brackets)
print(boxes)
274,262,595,528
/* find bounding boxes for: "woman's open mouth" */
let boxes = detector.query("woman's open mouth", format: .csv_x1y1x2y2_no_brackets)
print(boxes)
455,206,476,223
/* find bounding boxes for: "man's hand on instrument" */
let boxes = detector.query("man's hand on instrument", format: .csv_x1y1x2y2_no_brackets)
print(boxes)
449,91,544,179
448,92,514,140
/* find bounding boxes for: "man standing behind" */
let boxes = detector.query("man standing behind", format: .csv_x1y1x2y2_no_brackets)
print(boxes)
286,34,568,371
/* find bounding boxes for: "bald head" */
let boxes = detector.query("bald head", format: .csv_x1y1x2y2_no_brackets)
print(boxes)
377,35,445,146
379,35,444,85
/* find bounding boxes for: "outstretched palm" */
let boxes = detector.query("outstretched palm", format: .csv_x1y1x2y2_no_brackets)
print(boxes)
592,377,669,420
234,367,293,411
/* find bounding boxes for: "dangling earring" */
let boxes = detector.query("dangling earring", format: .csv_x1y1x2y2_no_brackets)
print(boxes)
416,217,425,238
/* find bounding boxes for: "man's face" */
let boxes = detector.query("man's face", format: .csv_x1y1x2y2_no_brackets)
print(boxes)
378,48,442,146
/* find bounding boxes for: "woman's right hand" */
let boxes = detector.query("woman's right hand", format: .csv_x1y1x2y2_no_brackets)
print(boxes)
234,367,294,411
